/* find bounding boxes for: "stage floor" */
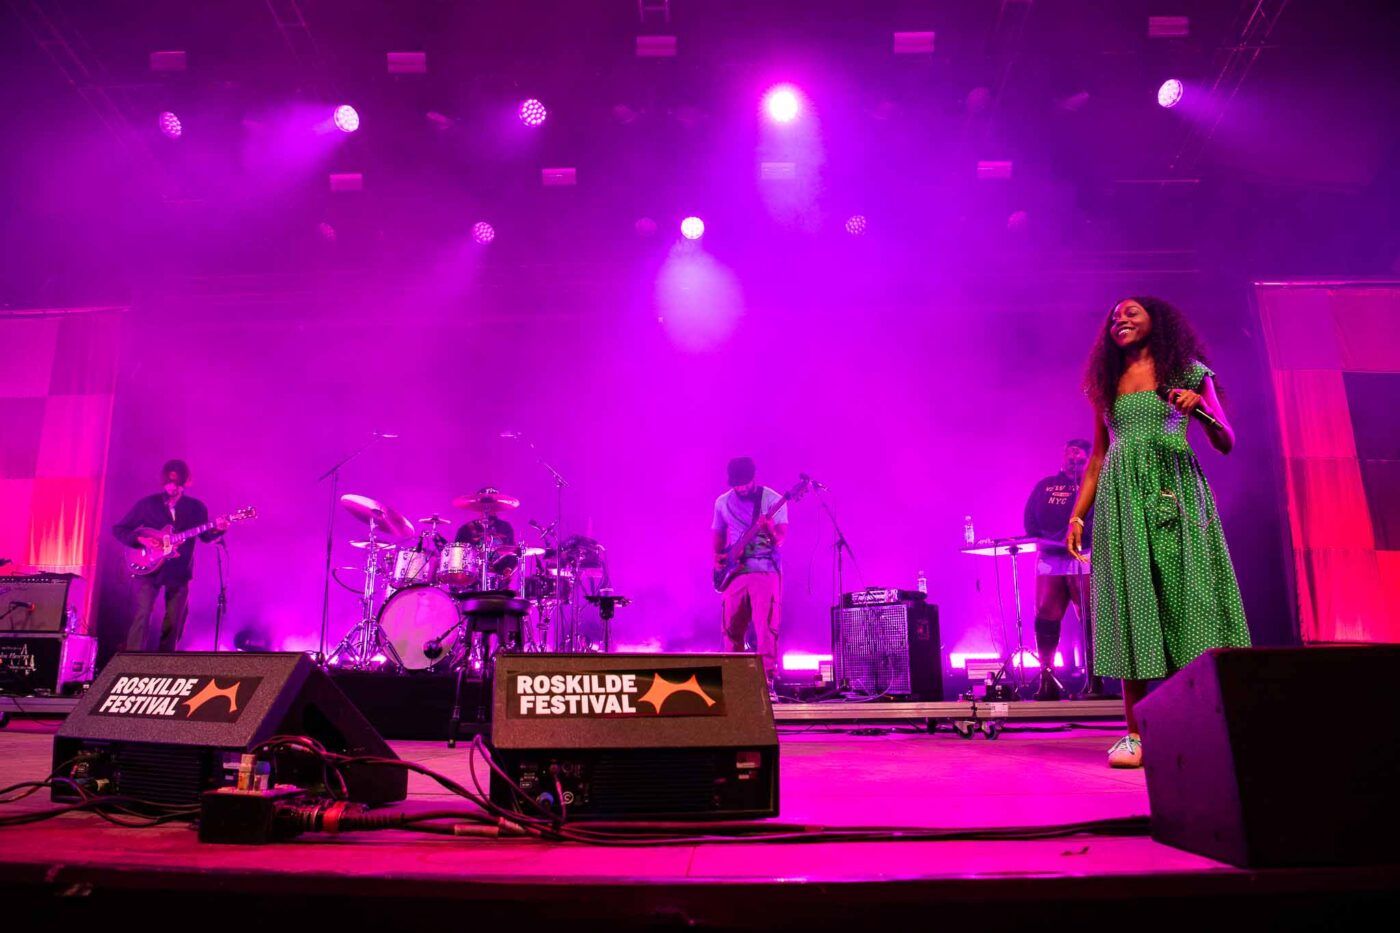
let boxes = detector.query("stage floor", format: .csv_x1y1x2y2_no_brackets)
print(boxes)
2,720,1395,926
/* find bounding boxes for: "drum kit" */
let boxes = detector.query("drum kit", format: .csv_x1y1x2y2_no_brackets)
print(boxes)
326,487,620,673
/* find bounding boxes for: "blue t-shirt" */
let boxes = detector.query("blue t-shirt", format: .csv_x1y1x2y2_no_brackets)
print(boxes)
712,486,788,574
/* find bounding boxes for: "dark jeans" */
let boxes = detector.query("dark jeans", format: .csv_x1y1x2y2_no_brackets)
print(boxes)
125,576,191,652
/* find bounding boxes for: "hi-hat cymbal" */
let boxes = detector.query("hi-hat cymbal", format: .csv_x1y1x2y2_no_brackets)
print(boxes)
452,489,521,514
349,539,396,549
418,514,450,527
340,494,415,540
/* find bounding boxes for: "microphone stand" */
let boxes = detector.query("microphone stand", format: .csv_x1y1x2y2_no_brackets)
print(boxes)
212,538,229,651
316,434,387,666
815,488,861,605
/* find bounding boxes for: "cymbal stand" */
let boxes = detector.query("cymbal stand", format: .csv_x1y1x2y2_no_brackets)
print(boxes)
327,514,404,671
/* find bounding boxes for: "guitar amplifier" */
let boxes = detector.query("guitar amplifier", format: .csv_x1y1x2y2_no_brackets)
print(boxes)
832,600,942,699
0,633,97,695
0,574,89,635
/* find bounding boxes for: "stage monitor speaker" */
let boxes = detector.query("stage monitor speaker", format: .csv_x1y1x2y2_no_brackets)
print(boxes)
54,651,407,806
1138,645,1400,867
832,600,942,699
491,652,778,820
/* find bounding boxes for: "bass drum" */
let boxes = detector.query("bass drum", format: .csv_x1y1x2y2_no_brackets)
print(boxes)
376,584,460,670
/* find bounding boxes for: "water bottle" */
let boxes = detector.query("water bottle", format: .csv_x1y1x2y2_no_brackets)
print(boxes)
963,515,975,546
916,570,928,595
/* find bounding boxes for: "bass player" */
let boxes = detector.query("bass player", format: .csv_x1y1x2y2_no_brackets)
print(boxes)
712,456,788,688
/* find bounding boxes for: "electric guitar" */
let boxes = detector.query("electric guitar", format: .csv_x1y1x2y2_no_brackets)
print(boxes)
713,477,812,593
123,507,257,576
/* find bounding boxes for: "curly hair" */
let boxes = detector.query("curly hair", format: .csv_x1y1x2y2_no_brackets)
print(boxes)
1083,296,1210,413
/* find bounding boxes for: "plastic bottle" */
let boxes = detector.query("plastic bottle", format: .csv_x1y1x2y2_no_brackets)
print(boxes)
963,515,975,546
916,570,928,595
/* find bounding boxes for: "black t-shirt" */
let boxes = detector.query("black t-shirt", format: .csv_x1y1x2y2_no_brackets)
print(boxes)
112,493,219,585
455,517,516,545
1023,472,1091,557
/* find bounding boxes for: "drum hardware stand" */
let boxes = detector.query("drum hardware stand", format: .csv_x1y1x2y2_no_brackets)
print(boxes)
327,514,404,671
586,590,630,653
315,432,393,666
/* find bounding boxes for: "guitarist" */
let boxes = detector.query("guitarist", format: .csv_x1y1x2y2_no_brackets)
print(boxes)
712,457,788,688
112,460,228,652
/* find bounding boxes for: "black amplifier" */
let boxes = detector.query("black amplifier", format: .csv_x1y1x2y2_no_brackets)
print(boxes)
491,653,778,821
0,633,96,695
832,600,942,699
842,587,927,607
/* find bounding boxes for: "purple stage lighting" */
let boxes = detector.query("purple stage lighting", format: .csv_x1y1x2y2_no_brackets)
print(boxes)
680,216,705,240
472,221,496,245
333,104,360,133
158,111,182,139
844,215,868,236
763,84,801,123
1157,79,1184,109
519,98,548,127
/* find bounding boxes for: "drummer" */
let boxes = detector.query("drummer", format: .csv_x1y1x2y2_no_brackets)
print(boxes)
455,487,517,548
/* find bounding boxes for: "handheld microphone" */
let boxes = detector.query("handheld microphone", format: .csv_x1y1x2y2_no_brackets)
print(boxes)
1156,387,1223,431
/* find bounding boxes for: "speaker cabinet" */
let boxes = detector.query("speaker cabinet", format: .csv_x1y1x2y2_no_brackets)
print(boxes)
491,652,778,820
54,651,406,806
1137,645,1400,867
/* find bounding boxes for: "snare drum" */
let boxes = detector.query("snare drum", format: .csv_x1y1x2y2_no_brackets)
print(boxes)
390,546,435,588
376,584,460,670
437,541,484,587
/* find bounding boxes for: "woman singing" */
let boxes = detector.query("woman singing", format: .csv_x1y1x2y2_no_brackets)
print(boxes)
1066,296,1250,768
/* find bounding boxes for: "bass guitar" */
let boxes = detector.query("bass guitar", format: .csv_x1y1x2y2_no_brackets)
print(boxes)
713,477,811,592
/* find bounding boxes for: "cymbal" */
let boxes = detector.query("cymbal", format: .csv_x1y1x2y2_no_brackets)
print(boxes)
519,546,547,558
340,494,415,540
418,514,450,527
349,539,396,550
452,489,521,513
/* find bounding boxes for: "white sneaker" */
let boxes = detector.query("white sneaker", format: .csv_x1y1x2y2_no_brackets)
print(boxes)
1107,733,1143,768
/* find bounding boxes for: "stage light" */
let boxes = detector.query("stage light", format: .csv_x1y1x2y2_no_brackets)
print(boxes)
333,104,360,133
680,216,705,240
472,221,496,244
844,214,868,236
158,111,183,139
519,98,548,127
762,84,801,124
1157,78,1184,109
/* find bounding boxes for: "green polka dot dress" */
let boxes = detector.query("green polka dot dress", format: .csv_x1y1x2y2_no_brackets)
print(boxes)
1091,361,1250,680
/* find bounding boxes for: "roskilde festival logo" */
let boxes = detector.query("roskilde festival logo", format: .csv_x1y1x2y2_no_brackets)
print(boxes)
508,667,726,718
91,674,263,723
